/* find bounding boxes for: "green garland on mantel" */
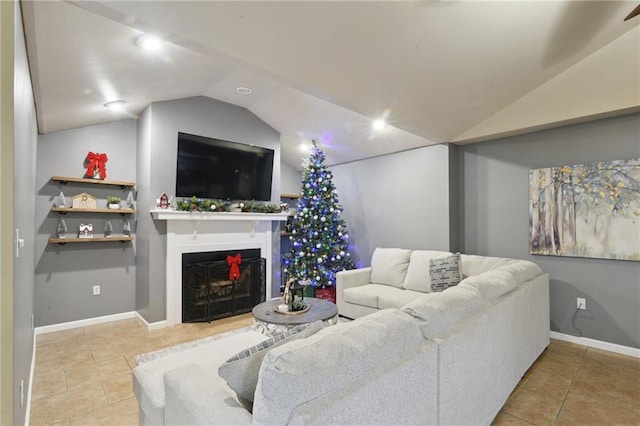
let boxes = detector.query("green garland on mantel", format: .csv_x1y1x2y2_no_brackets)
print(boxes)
177,196,281,213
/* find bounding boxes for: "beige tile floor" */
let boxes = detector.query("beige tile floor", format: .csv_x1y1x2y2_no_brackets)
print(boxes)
30,315,639,425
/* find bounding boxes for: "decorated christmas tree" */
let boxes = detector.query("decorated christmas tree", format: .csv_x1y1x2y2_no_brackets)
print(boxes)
283,141,355,292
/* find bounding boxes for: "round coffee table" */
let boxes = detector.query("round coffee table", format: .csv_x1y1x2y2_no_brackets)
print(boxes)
252,297,338,336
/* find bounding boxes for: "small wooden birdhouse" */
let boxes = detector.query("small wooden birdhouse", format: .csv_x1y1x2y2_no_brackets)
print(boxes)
72,192,97,209
157,192,170,209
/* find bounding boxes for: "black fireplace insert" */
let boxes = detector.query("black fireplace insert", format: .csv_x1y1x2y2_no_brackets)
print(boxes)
182,249,266,322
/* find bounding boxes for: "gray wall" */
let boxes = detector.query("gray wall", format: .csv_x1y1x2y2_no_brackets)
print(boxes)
460,113,640,348
280,161,302,194
136,96,281,323
13,3,37,423
331,144,455,267
35,120,137,326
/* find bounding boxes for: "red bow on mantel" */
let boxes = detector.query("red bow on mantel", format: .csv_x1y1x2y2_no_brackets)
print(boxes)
227,254,242,281
85,152,108,180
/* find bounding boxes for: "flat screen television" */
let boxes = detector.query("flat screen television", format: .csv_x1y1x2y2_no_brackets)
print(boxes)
175,132,274,201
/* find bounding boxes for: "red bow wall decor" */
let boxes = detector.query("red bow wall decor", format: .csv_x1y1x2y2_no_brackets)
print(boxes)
85,152,108,180
227,253,242,280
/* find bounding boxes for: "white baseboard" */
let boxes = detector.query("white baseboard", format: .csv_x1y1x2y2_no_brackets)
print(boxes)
34,311,136,335
550,331,640,358
24,333,36,426
135,311,168,331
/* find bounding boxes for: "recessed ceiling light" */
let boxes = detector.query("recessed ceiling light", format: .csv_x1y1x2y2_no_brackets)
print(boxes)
299,142,311,153
136,34,164,51
236,87,252,95
104,100,126,112
372,119,387,131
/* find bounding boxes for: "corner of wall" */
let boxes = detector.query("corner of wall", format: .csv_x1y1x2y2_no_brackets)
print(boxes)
448,144,460,253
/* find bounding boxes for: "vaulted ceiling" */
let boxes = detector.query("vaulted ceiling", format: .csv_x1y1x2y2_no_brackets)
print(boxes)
22,1,640,170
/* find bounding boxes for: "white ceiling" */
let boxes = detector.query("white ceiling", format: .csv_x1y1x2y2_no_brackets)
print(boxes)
21,1,640,170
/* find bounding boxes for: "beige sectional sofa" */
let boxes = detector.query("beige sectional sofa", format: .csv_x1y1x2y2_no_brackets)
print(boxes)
133,248,550,425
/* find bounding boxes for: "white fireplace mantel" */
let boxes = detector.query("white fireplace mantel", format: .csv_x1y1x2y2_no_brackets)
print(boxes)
151,210,289,222
152,210,288,325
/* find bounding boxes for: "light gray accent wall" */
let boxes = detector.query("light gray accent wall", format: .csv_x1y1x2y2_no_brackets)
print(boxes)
331,144,453,267
280,161,302,195
135,107,153,320
13,3,36,424
136,96,281,323
448,145,460,253
35,120,137,326
459,113,640,348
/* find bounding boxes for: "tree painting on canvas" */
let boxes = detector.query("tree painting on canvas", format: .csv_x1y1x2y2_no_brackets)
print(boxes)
529,158,640,261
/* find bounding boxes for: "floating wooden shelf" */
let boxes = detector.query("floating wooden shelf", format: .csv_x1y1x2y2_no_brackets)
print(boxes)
52,207,136,214
280,193,301,199
281,232,293,237
51,176,135,188
49,236,134,245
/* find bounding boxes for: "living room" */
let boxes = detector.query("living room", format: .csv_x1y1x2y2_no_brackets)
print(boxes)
2,1,639,425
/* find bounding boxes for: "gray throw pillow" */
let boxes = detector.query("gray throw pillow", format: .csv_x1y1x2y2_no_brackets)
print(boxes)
430,253,461,292
218,321,323,408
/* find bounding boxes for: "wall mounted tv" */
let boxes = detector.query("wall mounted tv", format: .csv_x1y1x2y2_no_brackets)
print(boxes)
175,132,274,201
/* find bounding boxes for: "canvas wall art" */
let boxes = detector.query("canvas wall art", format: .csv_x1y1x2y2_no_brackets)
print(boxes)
529,158,639,261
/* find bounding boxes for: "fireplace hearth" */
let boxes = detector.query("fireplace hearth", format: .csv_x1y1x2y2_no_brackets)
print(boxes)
182,249,266,322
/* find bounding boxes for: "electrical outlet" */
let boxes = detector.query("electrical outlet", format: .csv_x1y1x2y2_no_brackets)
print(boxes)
577,297,586,310
93,285,101,296
31,314,34,330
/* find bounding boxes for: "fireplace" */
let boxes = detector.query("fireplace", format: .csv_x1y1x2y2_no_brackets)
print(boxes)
151,210,288,326
182,249,266,322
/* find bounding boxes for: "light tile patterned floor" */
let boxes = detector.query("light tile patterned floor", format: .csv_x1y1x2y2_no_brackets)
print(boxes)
30,314,254,425
30,315,639,425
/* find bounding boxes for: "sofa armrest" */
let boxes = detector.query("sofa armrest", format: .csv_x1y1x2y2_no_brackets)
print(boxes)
164,364,252,426
336,267,372,314
337,267,371,291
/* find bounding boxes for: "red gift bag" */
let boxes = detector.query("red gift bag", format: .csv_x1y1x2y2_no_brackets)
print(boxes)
314,286,336,304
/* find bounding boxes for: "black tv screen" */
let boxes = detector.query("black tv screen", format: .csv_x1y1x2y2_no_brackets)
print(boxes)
175,132,274,201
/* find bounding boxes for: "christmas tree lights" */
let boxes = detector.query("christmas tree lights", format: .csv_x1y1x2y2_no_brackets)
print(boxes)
283,141,355,288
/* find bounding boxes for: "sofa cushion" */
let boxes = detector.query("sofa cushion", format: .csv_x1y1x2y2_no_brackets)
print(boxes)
218,321,323,405
370,248,412,288
458,270,518,302
402,285,484,338
164,364,253,426
459,255,517,277
378,289,425,310
404,250,453,293
132,328,266,425
252,309,426,425
430,253,462,292
343,284,401,309
500,261,543,284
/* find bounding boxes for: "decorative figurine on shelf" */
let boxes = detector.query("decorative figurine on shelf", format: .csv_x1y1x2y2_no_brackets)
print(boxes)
78,223,93,238
126,191,135,209
56,218,67,238
72,192,97,209
157,192,170,209
57,191,66,208
84,151,108,180
104,218,113,237
122,219,131,236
